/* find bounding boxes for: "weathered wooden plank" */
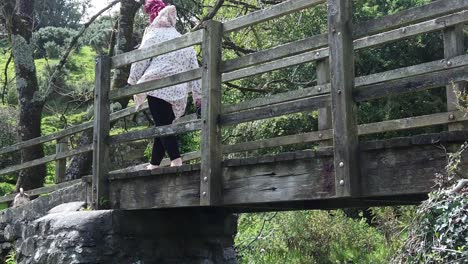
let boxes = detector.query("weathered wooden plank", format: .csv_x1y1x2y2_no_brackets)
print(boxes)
0,102,149,157
221,11,468,82
0,145,93,176
108,120,202,144
108,132,468,209
354,11,468,50
55,137,68,183
222,110,468,154
221,54,468,117
222,34,328,73
328,0,360,197
110,68,202,100
222,84,330,114
220,95,330,125
223,0,326,33
358,110,468,135
200,21,223,206
92,55,111,209
357,54,468,86
221,2,468,74
317,58,332,147
0,179,82,204
355,65,468,102
353,0,468,38
111,30,203,68
444,24,467,131
224,130,332,154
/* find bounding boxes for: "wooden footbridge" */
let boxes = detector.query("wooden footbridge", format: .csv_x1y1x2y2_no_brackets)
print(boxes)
1,0,468,211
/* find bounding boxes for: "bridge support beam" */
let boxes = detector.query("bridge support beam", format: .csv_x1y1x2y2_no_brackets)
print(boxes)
92,55,111,209
443,24,467,131
327,0,361,197
200,20,223,206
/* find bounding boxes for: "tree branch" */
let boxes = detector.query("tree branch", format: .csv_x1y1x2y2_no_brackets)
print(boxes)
2,50,12,104
191,0,225,31
41,0,120,101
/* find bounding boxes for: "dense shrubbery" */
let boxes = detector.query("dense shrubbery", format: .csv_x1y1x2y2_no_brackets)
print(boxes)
394,191,468,263
33,26,78,58
236,209,413,264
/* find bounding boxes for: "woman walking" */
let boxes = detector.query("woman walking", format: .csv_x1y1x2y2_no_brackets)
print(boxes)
128,0,201,170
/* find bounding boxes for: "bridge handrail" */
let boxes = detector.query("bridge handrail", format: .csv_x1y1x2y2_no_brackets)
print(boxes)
1,0,465,158
1,0,467,208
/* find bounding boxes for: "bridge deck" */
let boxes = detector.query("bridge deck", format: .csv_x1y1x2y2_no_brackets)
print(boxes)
97,131,468,212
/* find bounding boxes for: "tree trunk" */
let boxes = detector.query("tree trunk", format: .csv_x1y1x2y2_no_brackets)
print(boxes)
64,0,142,181
6,0,47,191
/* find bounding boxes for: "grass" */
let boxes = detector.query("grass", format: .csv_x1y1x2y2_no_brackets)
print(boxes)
0,46,97,87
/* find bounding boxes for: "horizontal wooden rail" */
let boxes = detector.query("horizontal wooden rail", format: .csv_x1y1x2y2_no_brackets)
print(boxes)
222,11,468,82
221,1,468,73
223,84,330,114
223,110,468,154
223,0,325,33
0,179,82,204
0,102,151,157
108,120,202,144
110,68,202,100
219,54,468,124
356,65,468,102
220,95,330,125
111,30,203,68
0,145,92,176
108,109,468,170
353,0,468,37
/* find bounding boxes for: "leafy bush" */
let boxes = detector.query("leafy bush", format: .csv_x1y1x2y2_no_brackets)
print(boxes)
44,41,62,59
394,191,468,263
33,26,78,58
236,210,397,264
0,106,19,182
0,182,15,196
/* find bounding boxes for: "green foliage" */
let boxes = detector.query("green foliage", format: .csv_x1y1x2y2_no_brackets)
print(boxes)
82,16,115,55
0,182,15,196
236,210,402,264
33,26,78,58
5,249,16,264
34,0,91,29
395,192,468,263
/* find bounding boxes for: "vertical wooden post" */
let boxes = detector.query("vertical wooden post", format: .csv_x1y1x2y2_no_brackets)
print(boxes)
200,20,223,206
443,25,466,131
92,55,111,209
327,0,360,197
317,58,331,147
55,137,68,183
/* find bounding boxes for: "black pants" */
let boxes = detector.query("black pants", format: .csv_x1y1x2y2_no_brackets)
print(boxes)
147,96,181,165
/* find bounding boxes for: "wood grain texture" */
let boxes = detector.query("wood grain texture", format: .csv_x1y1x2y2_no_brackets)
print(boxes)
0,145,93,176
221,11,468,82
108,131,468,210
92,55,111,209
108,120,202,144
220,95,330,125
444,24,467,131
355,65,468,102
317,58,332,147
200,21,224,206
328,0,360,197
110,68,202,100
223,0,326,33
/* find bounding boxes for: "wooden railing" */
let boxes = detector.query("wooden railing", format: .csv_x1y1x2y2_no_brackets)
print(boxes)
0,0,467,208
